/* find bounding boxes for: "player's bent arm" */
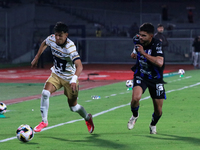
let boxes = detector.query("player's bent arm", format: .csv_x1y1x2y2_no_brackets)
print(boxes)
74,59,83,77
131,48,137,59
142,53,164,68
35,41,47,59
70,59,83,83
31,41,47,68
70,59,83,91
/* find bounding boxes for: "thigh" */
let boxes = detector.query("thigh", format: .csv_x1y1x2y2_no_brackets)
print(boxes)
194,52,198,60
132,86,143,101
133,76,147,94
62,80,79,106
198,52,200,60
45,73,62,93
148,83,166,100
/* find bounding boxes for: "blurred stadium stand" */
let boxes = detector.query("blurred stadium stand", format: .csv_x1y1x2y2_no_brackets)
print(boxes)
0,0,199,64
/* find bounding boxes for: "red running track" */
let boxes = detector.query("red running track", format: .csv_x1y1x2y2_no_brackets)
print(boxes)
0,64,194,105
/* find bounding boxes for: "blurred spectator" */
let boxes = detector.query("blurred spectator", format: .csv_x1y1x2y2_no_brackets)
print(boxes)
94,23,102,37
0,0,10,8
111,25,120,36
166,23,175,37
154,24,168,51
187,9,194,23
96,27,102,37
162,5,168,21
129,22,139,38
192,36,200,69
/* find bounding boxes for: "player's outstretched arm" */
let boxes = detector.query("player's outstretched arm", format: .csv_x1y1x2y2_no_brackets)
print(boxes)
74,59,83,77
31,40,47,68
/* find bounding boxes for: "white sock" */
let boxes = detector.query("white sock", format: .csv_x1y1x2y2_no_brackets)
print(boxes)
70,104,89,120
40,89,50,123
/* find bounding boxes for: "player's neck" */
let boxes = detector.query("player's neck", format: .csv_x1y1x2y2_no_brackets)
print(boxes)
58,39,67,48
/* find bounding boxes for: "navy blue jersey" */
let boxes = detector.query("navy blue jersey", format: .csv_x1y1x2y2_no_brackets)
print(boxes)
132,38,165,83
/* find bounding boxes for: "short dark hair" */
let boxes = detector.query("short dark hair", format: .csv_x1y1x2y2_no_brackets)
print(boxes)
139,23,154,34
157,24,164,28
54,22,68,33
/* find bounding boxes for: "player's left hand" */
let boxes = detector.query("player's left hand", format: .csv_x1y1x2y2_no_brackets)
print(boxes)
70,83,77,92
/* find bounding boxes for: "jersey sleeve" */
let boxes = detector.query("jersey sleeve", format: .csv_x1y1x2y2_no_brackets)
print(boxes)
153,41,164,57
45,34,54,46
67,43,81,63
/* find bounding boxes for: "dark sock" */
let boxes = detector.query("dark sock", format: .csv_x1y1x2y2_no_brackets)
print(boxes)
150,113,162,126
131,106,139,117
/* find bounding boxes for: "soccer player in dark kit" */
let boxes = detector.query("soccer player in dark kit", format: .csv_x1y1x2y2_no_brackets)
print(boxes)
128,23,166,134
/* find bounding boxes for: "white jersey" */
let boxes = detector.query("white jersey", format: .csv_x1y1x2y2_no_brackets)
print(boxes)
45,34,80,81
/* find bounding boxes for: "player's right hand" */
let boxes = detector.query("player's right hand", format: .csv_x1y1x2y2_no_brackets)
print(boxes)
131,53,137,59
31,58,38,68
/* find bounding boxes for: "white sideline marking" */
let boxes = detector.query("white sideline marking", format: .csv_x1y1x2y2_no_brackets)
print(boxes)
168,76,191,83
1,81,200,143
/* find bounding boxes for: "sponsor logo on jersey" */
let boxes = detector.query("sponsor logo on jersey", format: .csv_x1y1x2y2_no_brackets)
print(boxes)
51,48,63,56
156,84,163,91
156,46,163,54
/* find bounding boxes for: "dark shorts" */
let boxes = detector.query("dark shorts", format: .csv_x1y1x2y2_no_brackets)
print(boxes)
133,76,166,99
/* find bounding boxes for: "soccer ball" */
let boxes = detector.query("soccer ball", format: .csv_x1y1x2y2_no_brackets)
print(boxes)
16,124,34,142
0,102,7,114
126,80,133,88
178,69,185,75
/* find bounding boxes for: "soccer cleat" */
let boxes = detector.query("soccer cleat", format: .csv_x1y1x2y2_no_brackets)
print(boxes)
149,125,157,134
127,115,139,130
34,121,48,132
85,114,94,133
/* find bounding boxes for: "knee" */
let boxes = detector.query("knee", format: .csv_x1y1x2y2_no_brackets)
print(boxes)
132,94,141,102
42,89,50,99
70,104,81,112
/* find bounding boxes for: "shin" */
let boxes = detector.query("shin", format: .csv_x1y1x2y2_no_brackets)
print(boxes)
40,89,50,123
70,104,89,120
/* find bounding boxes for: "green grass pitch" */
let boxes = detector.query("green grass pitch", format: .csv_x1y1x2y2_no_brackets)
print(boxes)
1,69,200,150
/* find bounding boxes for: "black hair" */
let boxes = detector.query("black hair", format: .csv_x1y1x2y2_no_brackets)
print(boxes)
54,22,68,33
139,23,154,34
157,24,164,28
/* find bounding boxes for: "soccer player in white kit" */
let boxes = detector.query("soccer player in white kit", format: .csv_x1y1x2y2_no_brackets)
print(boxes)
31,22,94,133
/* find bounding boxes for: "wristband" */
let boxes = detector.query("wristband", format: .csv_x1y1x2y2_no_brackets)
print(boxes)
132,48,137,54
70,75,78,84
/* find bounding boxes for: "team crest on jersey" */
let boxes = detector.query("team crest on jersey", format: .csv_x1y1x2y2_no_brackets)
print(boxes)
136,80,141,84
147,49,152,55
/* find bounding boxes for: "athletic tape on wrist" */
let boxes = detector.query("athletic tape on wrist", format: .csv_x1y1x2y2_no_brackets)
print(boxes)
70,75,78,84
132,48,137,54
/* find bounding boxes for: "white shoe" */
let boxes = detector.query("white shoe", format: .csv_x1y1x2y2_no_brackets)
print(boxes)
149,125,157,134
127,115,138,130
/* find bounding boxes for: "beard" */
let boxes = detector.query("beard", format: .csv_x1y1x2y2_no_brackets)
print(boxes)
140,39,150,46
